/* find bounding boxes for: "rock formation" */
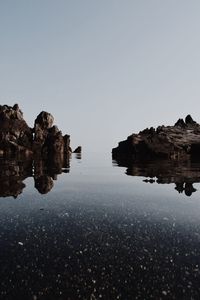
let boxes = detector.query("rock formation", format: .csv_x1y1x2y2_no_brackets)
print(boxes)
112,115,200,162
0,104,83,197
0,104,33,156
73,146,82,153
0,104,72,158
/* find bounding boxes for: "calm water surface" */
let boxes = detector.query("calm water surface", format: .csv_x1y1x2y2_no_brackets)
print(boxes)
1,153,200,299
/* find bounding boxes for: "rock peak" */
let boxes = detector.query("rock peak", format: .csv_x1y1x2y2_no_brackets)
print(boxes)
185,114,196,125
0,104,72,158
174,115,197,128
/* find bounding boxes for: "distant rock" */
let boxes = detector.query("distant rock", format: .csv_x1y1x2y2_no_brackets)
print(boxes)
0,104,73,158
73,146,82,153
112,115,200,162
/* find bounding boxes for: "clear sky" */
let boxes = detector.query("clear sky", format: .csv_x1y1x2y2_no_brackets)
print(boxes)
1,0,200,152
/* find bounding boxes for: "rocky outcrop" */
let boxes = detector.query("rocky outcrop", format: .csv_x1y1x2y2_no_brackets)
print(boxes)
112,115,200,162
0,104,72,158
0,104,33,156
73,146,82,153
0,104,81,197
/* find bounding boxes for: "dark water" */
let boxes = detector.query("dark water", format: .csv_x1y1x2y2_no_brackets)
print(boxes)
1,153,200,299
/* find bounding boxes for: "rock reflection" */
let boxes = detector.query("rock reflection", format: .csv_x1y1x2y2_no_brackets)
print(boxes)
0,159,32,198
113,158,200,196
0,154,71,197
175,182,197,196
74,152,82,160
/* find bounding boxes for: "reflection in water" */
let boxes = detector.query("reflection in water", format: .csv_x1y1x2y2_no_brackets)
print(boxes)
1,153,200,299
174,182,197,196
113,158,200,196
74,152,82,160
0,154,71,197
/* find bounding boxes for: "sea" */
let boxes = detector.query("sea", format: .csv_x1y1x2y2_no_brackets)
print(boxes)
0,152,200,299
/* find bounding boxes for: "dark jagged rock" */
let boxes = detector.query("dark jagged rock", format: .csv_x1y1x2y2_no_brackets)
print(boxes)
73,146,82,153
0,104,73,158
112,115,200,162
174,118,186,128
185,114,196,125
